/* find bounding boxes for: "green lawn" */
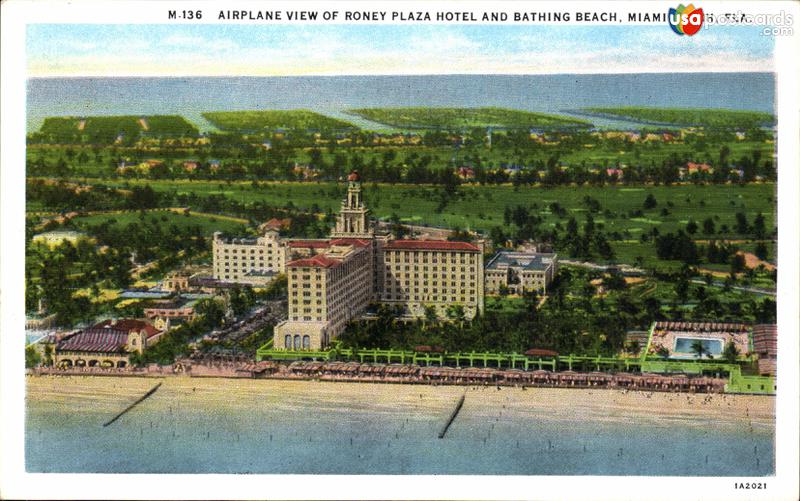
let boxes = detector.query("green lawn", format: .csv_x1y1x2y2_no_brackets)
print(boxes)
348,107,591,129
583,107,774,128
71,210,248,235
47,179,774,269
202,110,355,133
60,179,774,233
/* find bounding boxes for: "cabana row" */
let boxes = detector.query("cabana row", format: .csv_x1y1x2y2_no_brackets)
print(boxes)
288,361,325,374
282,361,726,392
235,361,279,377
418,366,500,383
508,370,725,392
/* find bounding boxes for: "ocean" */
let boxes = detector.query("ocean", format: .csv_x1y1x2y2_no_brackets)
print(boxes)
26,72,775,132
25,377,775,475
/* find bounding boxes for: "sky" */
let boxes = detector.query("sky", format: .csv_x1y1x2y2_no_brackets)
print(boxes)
26,24,774,77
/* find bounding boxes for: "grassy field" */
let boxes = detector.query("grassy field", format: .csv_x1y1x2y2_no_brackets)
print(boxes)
47,178,775,269
583,107,775,128
39,115,198,142
59,179,775,233
298,136,773,171
70,210,248,235
348,107,591,130
202,110,356,133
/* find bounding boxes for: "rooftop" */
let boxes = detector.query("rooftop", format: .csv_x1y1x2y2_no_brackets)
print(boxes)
653,321,750,333
92,319,161,338
288,239,331,249
329,238,371,248
486,251,557,271
57,329,128,353
260,217,291,232
142,296,197,310
218,236,259,245
384,240,481,252
287,254,342,269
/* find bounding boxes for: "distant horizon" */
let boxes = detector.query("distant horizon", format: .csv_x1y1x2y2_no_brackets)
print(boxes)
26,69,776,80
26,73,774,132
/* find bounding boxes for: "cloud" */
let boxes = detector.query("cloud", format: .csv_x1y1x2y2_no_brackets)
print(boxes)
26,24,774,77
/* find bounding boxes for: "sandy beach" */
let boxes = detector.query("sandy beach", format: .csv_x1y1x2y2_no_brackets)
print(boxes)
26,374,775,428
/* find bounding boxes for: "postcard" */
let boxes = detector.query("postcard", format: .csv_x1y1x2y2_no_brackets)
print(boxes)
1,1,798,499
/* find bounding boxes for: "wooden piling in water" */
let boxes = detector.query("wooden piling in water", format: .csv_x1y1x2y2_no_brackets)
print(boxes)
103,382,162,427
438,393,466,439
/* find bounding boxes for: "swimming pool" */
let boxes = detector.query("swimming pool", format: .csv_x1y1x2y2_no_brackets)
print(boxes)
673,337,724,357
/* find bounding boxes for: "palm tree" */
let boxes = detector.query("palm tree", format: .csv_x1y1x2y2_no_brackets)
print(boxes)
722,341,740,364
691,340,707,359
423,305,438,330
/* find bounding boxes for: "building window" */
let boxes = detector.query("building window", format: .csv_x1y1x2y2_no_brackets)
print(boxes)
294,335,301,350
285,335,291,348
303,336,310,349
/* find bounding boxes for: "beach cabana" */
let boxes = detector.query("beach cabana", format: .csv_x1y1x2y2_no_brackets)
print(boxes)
588,372,613,387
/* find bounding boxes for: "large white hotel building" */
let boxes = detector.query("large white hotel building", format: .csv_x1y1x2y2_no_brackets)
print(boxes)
213,171,484,350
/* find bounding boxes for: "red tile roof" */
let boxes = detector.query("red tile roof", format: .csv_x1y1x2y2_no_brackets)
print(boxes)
262,218,291,230
92,319,161,338
288,240,330,249
287,255,341,269
653,321,750,332
329,238,371,248
57,329,129,353
384,240,480,252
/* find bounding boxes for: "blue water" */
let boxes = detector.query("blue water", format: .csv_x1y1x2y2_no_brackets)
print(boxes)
26,73,775,132
674,338,724,355
26,378,774,475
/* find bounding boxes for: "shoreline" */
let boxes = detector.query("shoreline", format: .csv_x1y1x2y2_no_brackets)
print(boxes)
27,361,760,396
25,375,777,427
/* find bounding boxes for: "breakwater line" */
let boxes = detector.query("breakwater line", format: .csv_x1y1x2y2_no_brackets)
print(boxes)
103,382,162,427
438,392,466,439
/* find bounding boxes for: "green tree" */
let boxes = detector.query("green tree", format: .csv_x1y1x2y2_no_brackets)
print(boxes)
625,340,640,355
702,218,716,235
674,278,690,303
755,241,769,261
690,340,707,359
730,253,746,276
446,304,466,328
722,340,740,364
752,213,767,239
423,305,438,330
735,212,749,234
389,213,410,240
196,298,225,329
25,345,41,368
604,272,627,291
